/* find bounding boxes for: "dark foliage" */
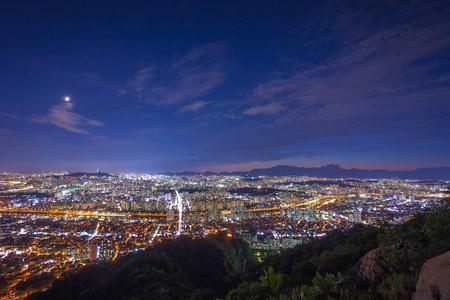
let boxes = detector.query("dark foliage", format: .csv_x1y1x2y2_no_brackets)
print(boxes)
28,233,254,300
226,207,449,299
226,225,383,299
27,206,450,300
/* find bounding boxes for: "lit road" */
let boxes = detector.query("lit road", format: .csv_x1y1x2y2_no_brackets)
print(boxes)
0,208,167,218
246,196,342,213
0,195,343,218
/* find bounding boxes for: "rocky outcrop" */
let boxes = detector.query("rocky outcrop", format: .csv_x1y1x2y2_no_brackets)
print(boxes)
412,251,450,300
353,243,417,282
353,247,386,281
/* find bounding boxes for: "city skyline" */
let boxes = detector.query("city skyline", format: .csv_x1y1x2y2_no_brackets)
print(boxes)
1,0,449,173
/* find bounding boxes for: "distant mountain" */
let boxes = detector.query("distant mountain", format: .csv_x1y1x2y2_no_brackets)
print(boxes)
161,171,248,176
65,172,114,178
248,164,450,180
161,165,450,180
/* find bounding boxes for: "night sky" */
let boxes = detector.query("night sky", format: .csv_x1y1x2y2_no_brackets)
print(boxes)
1,0,449,173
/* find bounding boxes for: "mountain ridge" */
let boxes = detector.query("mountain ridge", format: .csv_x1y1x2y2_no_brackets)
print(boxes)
162,165,450,180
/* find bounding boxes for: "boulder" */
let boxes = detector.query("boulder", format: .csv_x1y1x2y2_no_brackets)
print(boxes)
412,251,450,300
353,246,385,281
353,243,417,282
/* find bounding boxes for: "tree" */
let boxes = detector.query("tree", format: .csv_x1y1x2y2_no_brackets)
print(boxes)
259,267,282,293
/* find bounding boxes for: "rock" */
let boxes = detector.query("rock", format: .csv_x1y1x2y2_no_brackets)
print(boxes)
412,251,450,300
353,247,386,281
353,243,417,282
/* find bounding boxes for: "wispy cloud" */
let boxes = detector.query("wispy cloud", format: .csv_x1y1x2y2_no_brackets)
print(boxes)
246,1,450,133
127,66,154,93
0,112,20,119
79,72,117,91
0,128,15,136
31,103,104,135
348,150,369,153
177,101,210,114
169,1,450,171
125,42,229,107
243,103,285,115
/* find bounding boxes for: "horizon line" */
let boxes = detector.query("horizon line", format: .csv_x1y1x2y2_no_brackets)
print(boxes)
2,163,450,175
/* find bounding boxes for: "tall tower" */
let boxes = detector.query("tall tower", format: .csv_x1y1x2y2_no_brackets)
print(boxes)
176,190,183,236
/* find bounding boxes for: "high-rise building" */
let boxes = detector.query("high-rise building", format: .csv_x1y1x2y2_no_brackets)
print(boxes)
90,242,98,262
353,211,362,223
167,208,175,221
98,239,115,260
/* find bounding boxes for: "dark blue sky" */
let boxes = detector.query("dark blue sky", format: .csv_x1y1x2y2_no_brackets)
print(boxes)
1,0,449,173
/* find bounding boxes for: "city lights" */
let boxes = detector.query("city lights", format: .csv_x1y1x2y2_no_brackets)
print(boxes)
0,171,446,298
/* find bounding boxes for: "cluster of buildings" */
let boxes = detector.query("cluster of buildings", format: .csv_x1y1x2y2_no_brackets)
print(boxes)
0,171,447,298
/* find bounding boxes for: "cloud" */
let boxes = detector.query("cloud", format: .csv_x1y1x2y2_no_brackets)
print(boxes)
80,72,120,92
126,42,228,106
0,112,20,119
177,101,210,114
127,66,154,93
155,1,450,171
31,102,104,135
248,1,450,132
243,103,285,115
117,89,127,96
0,128,15,136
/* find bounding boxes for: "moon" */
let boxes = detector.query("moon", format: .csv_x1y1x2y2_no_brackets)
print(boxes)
64,96,70,102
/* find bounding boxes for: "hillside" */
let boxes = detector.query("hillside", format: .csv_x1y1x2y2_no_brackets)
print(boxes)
226,207,450,299
28,235,253,300
28,208,450,300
